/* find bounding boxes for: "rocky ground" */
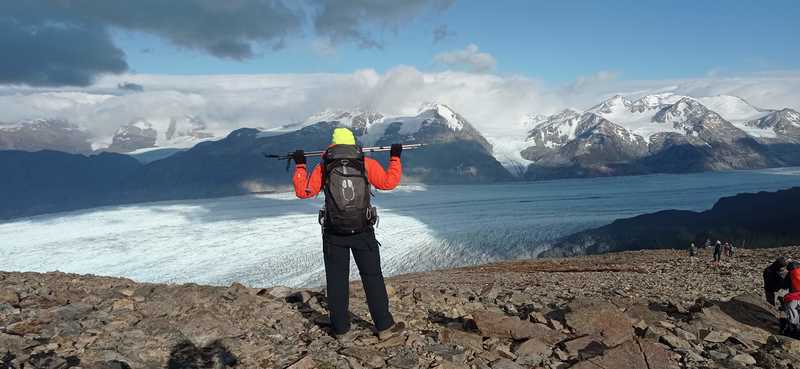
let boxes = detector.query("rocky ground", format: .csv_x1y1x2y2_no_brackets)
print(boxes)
3,246,800,369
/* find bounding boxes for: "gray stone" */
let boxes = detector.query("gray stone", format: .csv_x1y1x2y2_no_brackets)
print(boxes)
569,340,674,369
659,334,692,350
0,288,19,305
287,356,317,369
340,347,385,368
387,351,418,369
701,330,731,343
706,350,729,361
489,358,522,369
564,299,634,347
561,335,604,360
440,328,484,352
729,353,756,366
514,338,551,358
268,286,294,299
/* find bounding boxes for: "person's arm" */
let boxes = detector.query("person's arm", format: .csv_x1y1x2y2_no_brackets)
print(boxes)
293,163,323,199
364,157,402,190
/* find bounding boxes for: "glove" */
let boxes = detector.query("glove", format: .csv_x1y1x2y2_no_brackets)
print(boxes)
390,144,402,158
292,150,306,165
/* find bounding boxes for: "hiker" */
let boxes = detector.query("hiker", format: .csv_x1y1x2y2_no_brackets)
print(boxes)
724,242,733,257
688,242,697,257
712,240,722,263
291,127,405,342
764,256,792,307
763,257,800,336
783,262,800,338
704,238,712,249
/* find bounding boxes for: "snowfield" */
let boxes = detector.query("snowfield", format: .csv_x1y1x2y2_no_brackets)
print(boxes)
1,168,799,288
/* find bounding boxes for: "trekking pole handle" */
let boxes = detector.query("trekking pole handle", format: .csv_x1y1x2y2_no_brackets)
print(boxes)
263,143,425,160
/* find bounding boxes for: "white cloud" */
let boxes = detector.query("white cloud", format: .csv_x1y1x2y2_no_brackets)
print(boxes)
434,44,497,73
567,70,620,92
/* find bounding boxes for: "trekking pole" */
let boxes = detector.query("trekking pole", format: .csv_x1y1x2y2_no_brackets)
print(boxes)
263,143,426,170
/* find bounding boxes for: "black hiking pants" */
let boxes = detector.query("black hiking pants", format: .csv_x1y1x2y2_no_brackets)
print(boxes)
322,229,394,335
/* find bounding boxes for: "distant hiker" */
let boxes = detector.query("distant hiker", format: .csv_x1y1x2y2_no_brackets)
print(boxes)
688,242,697,257
712,240,723,263
724,242,733,257
291,127,405,342
704,238,712,249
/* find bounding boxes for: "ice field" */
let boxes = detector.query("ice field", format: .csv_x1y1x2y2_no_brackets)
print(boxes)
1,168,799,287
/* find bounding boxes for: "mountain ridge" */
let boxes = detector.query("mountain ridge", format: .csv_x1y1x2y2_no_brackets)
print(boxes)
543,186,800,258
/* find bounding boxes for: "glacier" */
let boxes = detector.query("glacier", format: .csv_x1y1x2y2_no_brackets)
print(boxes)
1,168,799,288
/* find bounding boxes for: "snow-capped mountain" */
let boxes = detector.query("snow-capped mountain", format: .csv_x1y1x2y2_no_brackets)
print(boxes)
521,93,796,179
104,115,217,154
116,102,511,204
0,119,92,154
746,108,800,141
106,120,158,153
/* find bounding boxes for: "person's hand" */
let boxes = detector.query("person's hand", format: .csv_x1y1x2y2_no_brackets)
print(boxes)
292,150,306,165
390,144,402,158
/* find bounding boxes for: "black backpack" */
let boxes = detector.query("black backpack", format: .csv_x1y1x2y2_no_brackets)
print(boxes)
321,145,376,235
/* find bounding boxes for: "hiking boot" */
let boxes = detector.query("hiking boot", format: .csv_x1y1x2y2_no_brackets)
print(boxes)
377,322,405,341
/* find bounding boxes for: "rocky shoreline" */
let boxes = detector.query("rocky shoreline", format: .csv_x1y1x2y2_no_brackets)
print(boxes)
2,246,800,369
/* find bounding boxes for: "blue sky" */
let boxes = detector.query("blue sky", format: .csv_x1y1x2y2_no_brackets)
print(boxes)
4,0,800,141
117,0,800,82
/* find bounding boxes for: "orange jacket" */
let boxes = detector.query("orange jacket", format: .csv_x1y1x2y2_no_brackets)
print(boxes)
784,269,800,303
792,268,800,292
293,155,402,199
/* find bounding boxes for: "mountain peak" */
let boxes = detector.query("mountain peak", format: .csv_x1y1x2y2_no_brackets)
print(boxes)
589,95,631,114
417,102,464,131
629,93,684,112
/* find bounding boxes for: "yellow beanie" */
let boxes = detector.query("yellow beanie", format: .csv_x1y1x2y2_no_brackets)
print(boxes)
331,127,356,145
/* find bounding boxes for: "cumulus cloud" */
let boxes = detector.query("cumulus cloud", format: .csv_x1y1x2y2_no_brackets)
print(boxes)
0,16,128,86
313,0,455,49
117,82,144,92
434,44,497,73
0,0,453,86
432,24,455,43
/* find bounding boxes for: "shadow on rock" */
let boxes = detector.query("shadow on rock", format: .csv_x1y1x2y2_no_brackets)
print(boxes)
289,290,375,334
166,340,238,369
717,294,780,334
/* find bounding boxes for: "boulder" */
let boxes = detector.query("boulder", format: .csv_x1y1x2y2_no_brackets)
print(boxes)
513,337,551,358
287,356,316,369
0,288,19,306
340,347,385,368
694,293,777,346
489,358,522,369
700,330,731,343
659,334,693,350
387,351,418,369
564,299,634,347
472,311,550,339
440,328,484,352
267,286,294,299
5,319,46,336
729,353,757,366
767,335,800,355
570,339,676,369
561,335,605,360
